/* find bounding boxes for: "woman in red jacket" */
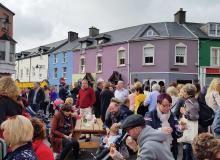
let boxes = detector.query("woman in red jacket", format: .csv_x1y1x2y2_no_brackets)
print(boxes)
50,104,79,160
31,118,54,160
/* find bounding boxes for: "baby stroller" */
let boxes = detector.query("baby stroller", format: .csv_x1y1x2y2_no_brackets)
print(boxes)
26,106,51,143
93,132,129,160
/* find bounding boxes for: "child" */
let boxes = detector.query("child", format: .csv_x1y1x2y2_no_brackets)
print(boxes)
95,125,121,159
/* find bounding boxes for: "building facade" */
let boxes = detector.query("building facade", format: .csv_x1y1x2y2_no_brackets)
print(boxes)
0,3,16,77
48,31,79,87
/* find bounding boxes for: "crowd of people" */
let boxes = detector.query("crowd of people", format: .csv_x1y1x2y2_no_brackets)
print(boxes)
0,76,220,160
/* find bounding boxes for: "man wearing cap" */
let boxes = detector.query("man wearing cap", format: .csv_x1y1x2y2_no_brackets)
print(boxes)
121,114,174,160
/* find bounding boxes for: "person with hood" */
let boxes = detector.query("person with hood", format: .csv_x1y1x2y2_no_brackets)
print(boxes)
115,114,174,160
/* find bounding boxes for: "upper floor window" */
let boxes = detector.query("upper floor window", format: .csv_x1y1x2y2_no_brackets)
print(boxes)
175,43,187,65
211,47,220,66
32,68,35,76
143,44,155,65
209,23,220,37
62,67,67,78
26,68,29,76
1,15,9,31
117,47,126,67
63,52,67,63
146,29,154,37
54,68,58,79
54,53,58,63
20,69,23,79
96,55,102,72
10,43,15,62
80,56,85,73
0,41,5,60
81,42,87,54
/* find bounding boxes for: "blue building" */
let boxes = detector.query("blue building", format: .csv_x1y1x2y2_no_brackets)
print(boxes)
48,31,79,87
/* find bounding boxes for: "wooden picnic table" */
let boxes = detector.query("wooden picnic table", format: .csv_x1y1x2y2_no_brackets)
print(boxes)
72,118,106,149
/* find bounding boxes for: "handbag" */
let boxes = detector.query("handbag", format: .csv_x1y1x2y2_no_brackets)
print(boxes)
177,116,198,144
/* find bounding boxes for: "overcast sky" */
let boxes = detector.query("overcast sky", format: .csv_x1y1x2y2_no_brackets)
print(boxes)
1,0,220,52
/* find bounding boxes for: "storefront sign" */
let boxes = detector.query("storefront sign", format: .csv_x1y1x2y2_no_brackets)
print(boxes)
206,68,220,74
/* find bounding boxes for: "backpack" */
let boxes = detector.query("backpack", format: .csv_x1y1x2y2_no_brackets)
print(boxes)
198,99,215,127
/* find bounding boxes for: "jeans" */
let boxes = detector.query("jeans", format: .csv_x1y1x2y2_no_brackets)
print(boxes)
59,138,79,160
183,143,195,160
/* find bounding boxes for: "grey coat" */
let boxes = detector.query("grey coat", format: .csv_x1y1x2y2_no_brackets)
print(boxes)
137,126,174,160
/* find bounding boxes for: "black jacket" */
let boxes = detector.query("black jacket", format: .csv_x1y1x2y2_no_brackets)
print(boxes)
93,87,102,118
0,96,22,124
100,89,114,122
28,88,45,106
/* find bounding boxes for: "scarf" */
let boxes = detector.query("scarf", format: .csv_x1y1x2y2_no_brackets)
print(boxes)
157,107,173,146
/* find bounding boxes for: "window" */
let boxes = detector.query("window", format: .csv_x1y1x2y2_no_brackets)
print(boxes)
146,29,154,37
209,23,220,37
39,73,42,78
10,43,15,62
32,68,35,76
175,43,187,65
143,44,155,65
1,15,9,30
211,48,220,66
0,41,5,60
117,48,126,66
80,57,85,73
54,53,58,63
62,67,67,78
63,52,67,63
96,55,102,72
98,39,105,45
81,42,86,54
26,68,29,76
54,68,58,79
20,69,23,79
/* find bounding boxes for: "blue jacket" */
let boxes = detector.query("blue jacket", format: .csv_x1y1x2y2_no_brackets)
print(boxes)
145,109,183,159
213,108,220,138
104,104,133,129
4,142,37,160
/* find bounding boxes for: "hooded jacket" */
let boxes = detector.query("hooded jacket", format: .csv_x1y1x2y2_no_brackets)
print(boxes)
137,126,174,160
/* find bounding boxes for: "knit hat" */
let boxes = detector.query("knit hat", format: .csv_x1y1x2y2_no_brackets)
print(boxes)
121,114,145,130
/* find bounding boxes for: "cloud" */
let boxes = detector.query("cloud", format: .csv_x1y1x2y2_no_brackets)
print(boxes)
1,0,220,52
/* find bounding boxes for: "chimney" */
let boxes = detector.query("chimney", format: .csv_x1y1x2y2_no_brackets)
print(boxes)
174,8,186,24
68,31,78,42
89,27,99,37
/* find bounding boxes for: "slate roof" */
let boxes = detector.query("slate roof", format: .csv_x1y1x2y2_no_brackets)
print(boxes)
184,22,220,39
72,22,196,50
16,39,67,59
54,39,80,53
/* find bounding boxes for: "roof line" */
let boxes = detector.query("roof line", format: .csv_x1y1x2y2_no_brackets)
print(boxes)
0,3,15,15
164,22,170,37
182,24,198,39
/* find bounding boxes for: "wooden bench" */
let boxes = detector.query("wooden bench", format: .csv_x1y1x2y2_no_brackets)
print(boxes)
72,118,106,149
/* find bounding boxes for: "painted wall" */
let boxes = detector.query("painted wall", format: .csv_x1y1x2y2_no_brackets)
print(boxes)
0,6,13,37
200,39,220,66
73,43,129,84
30,54,48,82
129,39,198,73
48,50,73,86
16,54,48,82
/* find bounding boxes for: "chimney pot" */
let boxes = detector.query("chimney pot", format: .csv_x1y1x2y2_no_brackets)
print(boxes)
174,8,186,24
68,31,78,42
89,27,99,37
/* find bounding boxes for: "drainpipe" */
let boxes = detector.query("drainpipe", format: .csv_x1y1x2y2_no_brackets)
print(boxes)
183,24,200,84
29,57,31,82
128,41,130,84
